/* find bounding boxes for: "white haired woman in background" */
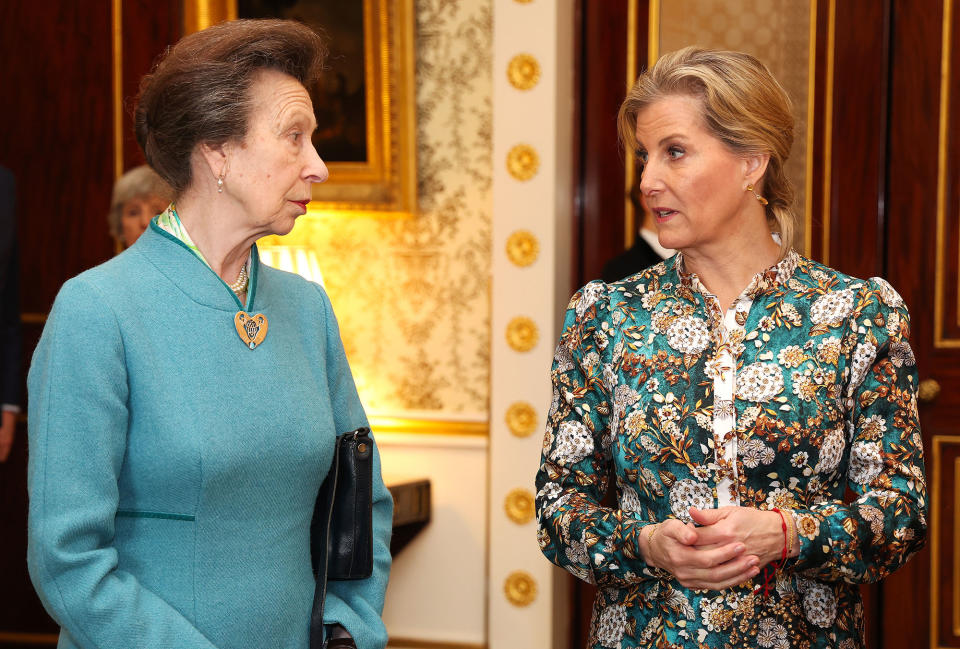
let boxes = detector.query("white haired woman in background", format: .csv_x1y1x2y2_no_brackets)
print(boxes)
108,164,173,248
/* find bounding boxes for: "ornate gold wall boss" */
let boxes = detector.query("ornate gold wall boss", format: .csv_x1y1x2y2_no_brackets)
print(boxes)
505,401,538,437
504,488,535,524
507,54,541,90
504,571,537,607
505,230,540,266
506,316,539,352
506,144,540,181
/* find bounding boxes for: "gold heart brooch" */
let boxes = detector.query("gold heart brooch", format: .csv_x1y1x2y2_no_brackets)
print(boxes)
234,311,268,350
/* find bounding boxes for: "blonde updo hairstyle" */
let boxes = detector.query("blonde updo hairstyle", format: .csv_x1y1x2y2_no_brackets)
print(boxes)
618,47,796,256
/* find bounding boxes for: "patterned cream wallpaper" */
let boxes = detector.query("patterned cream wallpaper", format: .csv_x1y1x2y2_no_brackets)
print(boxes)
659,0,813,251
267,0,493,416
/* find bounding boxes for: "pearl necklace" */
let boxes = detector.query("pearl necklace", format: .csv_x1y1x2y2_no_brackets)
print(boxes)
229,263,249,296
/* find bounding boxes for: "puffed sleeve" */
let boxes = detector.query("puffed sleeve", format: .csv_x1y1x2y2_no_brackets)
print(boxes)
314,286,393,649
535,281,653,588
788,278,927,583
27,278,220,649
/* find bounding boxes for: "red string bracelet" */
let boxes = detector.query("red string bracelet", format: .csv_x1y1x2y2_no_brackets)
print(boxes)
772,507,789,562
754,508,789,599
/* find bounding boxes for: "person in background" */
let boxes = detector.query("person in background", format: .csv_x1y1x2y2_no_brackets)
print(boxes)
27,19,391,649
536,47,926,648
108,164,174,249
601,184,674,283
0,165,21,463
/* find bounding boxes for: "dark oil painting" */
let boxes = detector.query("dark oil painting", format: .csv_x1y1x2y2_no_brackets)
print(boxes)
238,0,368,162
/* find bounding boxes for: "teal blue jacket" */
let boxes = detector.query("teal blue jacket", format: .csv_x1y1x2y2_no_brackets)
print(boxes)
27,224,392,649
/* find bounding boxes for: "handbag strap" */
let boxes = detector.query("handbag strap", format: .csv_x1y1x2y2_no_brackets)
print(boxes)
310,439,340,649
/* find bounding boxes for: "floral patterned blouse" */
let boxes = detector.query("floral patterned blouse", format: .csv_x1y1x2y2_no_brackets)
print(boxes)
535,250,926,649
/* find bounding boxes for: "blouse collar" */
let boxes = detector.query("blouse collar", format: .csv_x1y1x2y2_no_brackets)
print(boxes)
674,248,800,301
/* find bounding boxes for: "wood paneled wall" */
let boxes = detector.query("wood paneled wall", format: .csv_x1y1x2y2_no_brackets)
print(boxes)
574,0,650,287
811,1,890,279
884,1,958,648
0,2,180,642
572,1,952,648
0,3,116,314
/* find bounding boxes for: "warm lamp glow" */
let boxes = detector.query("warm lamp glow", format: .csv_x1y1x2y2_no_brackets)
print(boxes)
258,245,325,286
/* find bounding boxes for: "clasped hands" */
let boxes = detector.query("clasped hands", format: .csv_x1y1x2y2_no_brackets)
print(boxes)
639,507,798,591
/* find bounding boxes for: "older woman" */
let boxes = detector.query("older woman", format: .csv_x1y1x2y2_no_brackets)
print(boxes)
27,20,391,649
108,164,173,248
536,47,926,649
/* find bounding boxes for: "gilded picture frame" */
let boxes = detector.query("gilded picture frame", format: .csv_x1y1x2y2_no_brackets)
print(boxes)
183,0,417,217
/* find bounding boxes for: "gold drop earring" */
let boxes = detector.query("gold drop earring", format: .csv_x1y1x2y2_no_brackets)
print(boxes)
746,184,768,206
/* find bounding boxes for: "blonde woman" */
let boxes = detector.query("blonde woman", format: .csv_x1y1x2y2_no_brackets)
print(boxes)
536,47,926,648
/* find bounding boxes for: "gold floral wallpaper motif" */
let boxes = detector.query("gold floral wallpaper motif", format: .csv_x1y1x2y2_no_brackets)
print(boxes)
659,0,812,251
268,0,493,414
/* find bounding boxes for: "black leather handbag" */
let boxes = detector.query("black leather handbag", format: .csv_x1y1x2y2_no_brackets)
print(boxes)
309,427,375,649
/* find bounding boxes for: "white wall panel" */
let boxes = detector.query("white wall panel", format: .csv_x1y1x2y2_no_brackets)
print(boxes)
380,434,488,645
489,2,575,649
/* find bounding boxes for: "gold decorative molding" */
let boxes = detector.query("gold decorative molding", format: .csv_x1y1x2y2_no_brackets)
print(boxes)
112,0,123,180
367,415,488,437
505,402,538,437
954,456,960,637
504,488,535,524
803,0,819,257
185,0,417,216
624,0,640,248
513,0,534,3
21,312,48,325
506,144,540,181
507,54,541,90
930,433,960,649
505,230,540,267
504,570,537,607
820,0,837,265
935,0,959,346
506,316,538,352
183,0,236,32
0,632,61,644
388,639,486,649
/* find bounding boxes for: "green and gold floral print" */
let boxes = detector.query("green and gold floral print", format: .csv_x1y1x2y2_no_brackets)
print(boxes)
536,250,926,649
